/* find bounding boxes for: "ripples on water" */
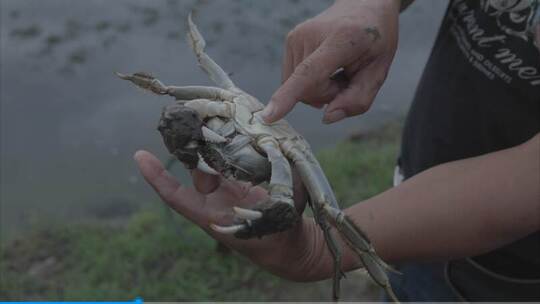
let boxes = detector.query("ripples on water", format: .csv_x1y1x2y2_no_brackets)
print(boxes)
0,0,447,240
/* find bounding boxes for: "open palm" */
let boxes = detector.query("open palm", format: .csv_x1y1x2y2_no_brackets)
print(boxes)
133,150,312,277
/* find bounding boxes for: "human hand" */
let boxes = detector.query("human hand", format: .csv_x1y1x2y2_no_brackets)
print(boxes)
261,0,400,124
133,150,319,280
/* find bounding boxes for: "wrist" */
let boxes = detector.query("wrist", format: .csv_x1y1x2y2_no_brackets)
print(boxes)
258,218,330,282
291,216,365,282
284,218,327,281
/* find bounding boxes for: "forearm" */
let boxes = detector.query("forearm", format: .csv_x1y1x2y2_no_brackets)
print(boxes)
351,133,540,265
299,133,540,281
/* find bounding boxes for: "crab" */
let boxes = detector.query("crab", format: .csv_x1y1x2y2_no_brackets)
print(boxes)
116,14,398,301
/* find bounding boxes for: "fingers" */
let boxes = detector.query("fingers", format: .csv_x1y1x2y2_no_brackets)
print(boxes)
322,61,388,124
262,46,349,123
192,169,221,194
134,150,204,222
263,21,378,124
134,150,183,203
281,41,294,84
218,178,258,204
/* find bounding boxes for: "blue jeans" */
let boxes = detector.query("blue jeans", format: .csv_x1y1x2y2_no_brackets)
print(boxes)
383,262,459,302
383,261,540,301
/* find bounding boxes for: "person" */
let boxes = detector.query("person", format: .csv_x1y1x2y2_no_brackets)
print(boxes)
134,0,540,301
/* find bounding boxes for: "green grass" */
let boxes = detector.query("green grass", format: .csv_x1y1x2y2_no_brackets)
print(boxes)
318,122,401,207
0,122,402,301
0,212,278,301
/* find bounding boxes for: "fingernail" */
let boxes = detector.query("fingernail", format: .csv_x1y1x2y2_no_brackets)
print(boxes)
133,150,144,161
260,102,275,123
322,109,346,124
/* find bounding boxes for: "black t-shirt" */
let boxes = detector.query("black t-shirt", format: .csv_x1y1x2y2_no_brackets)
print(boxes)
400,0,540,279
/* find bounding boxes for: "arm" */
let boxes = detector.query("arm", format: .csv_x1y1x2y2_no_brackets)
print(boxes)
298,133,540,281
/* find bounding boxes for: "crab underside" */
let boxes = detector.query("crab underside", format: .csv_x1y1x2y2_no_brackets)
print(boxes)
117,13,399,302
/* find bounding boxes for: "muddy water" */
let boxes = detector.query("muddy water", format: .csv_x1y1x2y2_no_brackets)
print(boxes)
0,0,447,240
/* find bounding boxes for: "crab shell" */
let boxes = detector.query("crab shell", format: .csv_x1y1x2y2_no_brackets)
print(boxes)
158,103,271,184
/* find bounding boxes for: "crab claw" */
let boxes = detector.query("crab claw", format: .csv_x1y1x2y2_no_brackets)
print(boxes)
233,206,263,220
114,71,131,80
115,71,168,95
202,126,228,143
197,153,220,175
210,223,245,234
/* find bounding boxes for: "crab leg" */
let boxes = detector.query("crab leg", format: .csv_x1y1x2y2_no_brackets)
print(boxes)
116,71,236,101
118,15,238,101
187,13,236,90
284,143,397,301
210,137,296,237
257,137,294,206
179,99,233,119
322,204,399,302
167,86,236,101
284,145,343,299
310,197,345,301
210,137,297,239
115,72,169,94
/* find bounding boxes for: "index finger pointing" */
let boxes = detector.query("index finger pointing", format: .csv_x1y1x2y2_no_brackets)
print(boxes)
261,45,352,123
